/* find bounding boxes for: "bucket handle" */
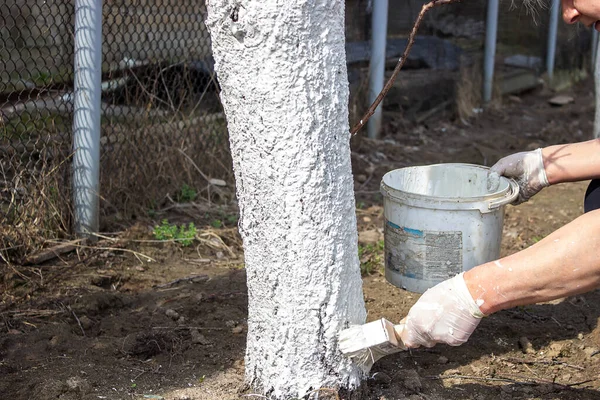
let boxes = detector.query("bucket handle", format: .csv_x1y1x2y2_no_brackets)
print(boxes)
488,179,519,209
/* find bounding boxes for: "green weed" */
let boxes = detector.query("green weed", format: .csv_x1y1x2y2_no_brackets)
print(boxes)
177,184,197,202
531,235,544,244
153,219,197,246
358,239,385,276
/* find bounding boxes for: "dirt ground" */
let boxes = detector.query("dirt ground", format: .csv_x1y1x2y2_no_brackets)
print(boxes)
2,79,600,400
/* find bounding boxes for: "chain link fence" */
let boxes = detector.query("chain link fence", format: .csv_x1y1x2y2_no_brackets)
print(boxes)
1,0,227,262
345,0,591,124
1,0,592,263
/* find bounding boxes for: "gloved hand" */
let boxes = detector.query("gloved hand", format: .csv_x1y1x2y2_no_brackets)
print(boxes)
488,148,549,204
399,272,485,348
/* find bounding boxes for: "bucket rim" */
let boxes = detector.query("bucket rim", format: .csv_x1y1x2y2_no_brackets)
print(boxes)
380,163,516,205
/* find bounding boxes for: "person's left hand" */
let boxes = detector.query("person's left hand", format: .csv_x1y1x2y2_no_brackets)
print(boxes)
399,273,486,348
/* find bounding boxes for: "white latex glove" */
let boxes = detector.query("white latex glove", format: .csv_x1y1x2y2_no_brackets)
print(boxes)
488,148,549,204
399,273,485,348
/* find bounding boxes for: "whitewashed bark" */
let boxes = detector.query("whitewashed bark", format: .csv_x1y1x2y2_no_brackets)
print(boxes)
205,1,367,398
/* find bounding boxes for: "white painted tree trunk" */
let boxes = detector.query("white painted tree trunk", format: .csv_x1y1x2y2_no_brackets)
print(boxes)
595,36,600,139
205,1,367,398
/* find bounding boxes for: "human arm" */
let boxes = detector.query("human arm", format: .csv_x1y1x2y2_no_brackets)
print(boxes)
399,208,600,348
490,139,600,203
542,139,600,184
464,208,600,315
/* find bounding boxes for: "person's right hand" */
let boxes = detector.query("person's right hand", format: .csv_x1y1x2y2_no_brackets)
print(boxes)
399,273,486,348
488,148,549,204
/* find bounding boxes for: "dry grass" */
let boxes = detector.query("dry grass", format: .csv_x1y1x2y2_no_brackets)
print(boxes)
98,64,234,226
0,142,72,265
456,54,503,121
1,63,234,267
99,112,234,223
456,55,484,121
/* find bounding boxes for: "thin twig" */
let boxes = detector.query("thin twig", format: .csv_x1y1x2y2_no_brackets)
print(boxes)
426,374,536,385
151,326,228,331
1,309,63,318
177,148,211,183
91,232,201,245
66,305,86,337
350,0,461,135
152,274,209,289
427,374,595,390
44,240,156,263
501,356,584,371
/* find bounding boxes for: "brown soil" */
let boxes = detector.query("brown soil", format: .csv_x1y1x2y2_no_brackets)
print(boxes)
2,80,599,400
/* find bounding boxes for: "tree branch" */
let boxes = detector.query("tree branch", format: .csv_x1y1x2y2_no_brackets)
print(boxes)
350,0,461,135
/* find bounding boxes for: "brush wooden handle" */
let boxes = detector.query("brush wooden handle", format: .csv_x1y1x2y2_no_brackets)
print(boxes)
393,320,406,347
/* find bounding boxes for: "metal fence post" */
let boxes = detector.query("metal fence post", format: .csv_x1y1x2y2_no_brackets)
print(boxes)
367,0,388,139
546,0,560,82
72,0,102,238
483,0,499,104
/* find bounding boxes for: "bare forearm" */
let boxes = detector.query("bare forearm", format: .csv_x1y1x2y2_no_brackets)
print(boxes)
464,209,600,315
543,139,600,184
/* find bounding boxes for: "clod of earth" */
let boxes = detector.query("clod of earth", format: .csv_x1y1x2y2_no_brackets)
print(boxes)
519,336,535,354
165,309,180,320
190,329,211,345
402,369,422,393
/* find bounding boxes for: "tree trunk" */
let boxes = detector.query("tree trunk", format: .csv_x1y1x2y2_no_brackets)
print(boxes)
205,1,367,398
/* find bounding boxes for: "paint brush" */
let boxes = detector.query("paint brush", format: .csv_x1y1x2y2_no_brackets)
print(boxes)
338,318,406,373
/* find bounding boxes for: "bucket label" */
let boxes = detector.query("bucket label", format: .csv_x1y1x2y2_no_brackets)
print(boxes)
384,220,462,281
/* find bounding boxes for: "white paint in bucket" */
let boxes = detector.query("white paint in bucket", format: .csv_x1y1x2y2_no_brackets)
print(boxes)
380,163,518,293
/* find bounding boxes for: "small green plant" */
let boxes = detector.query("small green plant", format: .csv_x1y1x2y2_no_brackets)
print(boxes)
178,184,197,202
531,235,544,244
210,219,223,228
226,214,238,224
153,219,197,246
358,239,385,276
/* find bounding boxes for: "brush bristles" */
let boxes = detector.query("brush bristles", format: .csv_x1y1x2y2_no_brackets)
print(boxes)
338,318,406,373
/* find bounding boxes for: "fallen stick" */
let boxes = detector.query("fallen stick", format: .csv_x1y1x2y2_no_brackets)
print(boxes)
501,356,584,371
427,374,596,390
23,238,88,265
153,274,210,289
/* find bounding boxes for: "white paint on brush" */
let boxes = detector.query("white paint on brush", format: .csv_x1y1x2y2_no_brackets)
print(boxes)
205,1,367,398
